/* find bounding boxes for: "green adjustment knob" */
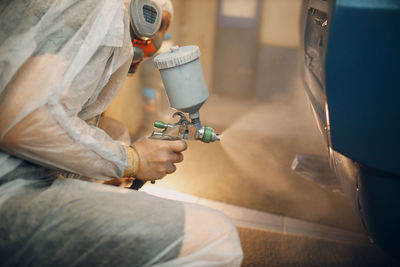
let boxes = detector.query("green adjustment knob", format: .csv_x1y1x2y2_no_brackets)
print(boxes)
203,126,213,143
154,120,166,129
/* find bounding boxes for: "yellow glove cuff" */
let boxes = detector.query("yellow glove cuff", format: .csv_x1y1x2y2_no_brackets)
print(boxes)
123,146,140,177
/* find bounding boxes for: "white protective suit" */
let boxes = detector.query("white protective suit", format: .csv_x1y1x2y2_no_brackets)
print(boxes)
0,0,243,266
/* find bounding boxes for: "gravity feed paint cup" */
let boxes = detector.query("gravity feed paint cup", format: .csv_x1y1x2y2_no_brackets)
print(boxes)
153,45,209,118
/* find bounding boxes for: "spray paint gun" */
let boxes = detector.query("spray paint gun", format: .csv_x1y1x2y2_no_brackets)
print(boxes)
151,45,220,143
131,45,218,190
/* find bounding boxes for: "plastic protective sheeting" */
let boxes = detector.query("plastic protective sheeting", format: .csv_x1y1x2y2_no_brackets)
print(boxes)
291,153,343,193
0,0,132,180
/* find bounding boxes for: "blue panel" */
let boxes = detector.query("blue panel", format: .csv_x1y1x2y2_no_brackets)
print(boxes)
358,165,400,256
325,0,400,175
330,148,400,257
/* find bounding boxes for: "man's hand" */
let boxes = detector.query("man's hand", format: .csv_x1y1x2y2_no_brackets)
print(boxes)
133,137,187,181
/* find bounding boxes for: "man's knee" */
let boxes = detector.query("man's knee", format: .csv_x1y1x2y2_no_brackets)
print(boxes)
178,202,243,265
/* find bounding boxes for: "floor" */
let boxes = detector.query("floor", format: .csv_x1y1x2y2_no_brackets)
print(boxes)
237,227,398,267
141,185,398,266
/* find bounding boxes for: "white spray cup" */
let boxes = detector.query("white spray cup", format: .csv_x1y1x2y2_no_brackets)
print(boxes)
153,45,209,116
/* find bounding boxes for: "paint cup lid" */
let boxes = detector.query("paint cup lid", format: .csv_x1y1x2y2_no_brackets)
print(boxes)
154,45,200,70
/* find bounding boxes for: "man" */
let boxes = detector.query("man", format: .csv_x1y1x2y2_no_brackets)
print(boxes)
0,0,243,265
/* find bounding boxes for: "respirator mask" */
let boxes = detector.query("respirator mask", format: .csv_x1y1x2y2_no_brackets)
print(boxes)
128,0,163,73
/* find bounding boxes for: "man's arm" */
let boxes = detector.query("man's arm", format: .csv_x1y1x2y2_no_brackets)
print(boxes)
0,54,129,180
0,54,186,181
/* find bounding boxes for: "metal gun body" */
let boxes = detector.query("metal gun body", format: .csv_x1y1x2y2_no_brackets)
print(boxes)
150,112,219,143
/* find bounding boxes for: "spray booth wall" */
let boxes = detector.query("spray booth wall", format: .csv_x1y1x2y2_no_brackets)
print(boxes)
170,0,303,98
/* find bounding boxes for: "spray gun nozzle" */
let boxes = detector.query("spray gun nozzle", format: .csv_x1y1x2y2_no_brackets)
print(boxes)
194,126,220,143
